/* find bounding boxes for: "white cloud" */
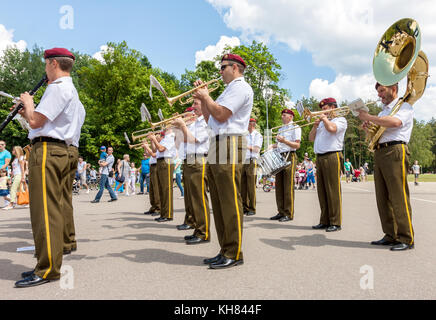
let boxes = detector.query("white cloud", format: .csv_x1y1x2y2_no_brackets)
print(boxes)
0,24,27,56
207,0,436,121
195,35,240,65
92,45,109,63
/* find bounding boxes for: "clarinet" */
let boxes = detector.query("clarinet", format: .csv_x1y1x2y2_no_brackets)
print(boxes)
0,74,48,134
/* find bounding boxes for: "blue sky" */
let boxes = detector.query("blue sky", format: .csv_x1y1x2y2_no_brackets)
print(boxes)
1,1,434,121
0,0,334,102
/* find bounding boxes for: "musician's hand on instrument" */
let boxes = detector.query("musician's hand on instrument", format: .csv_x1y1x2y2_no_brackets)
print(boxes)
172,118,185,128
19,92,34,110
358,110,370,122
313,118,321,128
276,135,285,143
319,113,328,122
193,80,204,87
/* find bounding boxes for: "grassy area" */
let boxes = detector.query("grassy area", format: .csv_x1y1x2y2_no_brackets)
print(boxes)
344,174,436,182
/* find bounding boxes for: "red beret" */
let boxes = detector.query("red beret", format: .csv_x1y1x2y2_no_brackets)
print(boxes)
44,48,75,61
160,131,166,137
319,98,337,107
281,109,295,116
185,107,194,112
249,118,257,123
221,54,246,68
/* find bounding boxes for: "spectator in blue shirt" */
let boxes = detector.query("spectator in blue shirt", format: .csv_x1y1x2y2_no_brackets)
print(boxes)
0,141,12,172
138,153,150,195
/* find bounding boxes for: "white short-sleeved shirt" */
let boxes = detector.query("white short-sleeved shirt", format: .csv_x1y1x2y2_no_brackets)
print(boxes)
208,77,254,136
186,116,210,156
29,77,86,147
314,117,347,154
12,156,24,176
157,132,176,159
276,123,302,153
77,161,87,174
149,156,157,165
245,129,263,160
378,100,414,144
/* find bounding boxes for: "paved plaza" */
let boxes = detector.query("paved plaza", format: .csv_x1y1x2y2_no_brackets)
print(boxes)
1,181,435,300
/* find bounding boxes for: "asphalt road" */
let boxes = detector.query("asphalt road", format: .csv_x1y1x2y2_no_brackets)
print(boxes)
1,181,435,300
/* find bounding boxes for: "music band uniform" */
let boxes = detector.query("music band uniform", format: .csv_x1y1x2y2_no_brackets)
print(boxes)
147,154,161,215
155,131,176,221
273,110,301,221
182,114,211,242
17,48,85,287
205,59,253,265
312,98,347,231
373,97,414,247
241,119,262,216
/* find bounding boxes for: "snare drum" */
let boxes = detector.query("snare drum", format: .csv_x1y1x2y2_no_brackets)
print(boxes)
259,149,291,176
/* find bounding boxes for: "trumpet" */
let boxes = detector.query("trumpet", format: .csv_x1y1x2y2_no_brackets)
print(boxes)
150,75,221,106
124,132,156,150
147,111,197,130
270,106,351,136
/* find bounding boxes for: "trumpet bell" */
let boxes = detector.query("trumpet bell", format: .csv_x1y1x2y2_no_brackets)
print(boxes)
373,18,421,86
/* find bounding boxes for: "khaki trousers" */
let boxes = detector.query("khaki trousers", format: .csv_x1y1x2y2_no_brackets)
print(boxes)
316,151,343,226
207,135,245,260
374,144,414,244
182,161,195,228
29,142,69,280
183,156,211,240
156,158,174,219
149,164,160,213
63,145,78,251
275,152,297,219
241,159,258,213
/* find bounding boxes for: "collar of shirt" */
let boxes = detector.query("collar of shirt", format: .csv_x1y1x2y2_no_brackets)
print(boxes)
382,99,396,111
51,76,72,85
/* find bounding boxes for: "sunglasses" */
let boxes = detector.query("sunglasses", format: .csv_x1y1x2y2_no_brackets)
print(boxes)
220,64,233,71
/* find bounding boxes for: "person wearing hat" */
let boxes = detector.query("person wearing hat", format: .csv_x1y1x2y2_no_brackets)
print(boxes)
147,129,176,222
269,109,301,222
173,100,211,244
358,82,414,251
309,97,347,232
241,118,263,216
15,48,86,287
192,53,253,269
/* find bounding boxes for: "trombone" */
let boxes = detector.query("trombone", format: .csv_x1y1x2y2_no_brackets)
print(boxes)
150,75,221,106
270,106,351,137
147,111,197,130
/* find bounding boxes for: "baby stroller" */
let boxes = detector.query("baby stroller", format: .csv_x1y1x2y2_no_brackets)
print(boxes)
352,169,361,182
297,169,308,190
72,178,80,195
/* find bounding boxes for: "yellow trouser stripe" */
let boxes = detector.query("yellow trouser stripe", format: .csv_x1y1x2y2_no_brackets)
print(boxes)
290,154,295,218
42,143,53,279
253,160,257,207
201,158,209,240
401,145,414,244
167,160,172,219
336,153,342,225
232,137,242,260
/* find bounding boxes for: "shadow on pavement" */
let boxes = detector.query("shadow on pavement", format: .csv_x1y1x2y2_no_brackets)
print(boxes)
0,259,33,281
260,234,386,250
105,248,204,266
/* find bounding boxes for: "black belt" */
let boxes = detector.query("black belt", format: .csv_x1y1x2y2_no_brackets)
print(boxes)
186,153,208,157
31,137,66,145
316,150,342,157
377,141,406,150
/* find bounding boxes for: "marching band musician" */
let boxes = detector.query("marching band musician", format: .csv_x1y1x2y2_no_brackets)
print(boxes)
358,83,415,251
309,98,347,233
192,53,253,269
172,100,211,245
15,48,85,288
143,138,161,217
147,129,176,222
269,109,301,222
241,118,262,216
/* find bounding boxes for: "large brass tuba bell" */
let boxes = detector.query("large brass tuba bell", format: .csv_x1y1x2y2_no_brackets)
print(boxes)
366,18,429,152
